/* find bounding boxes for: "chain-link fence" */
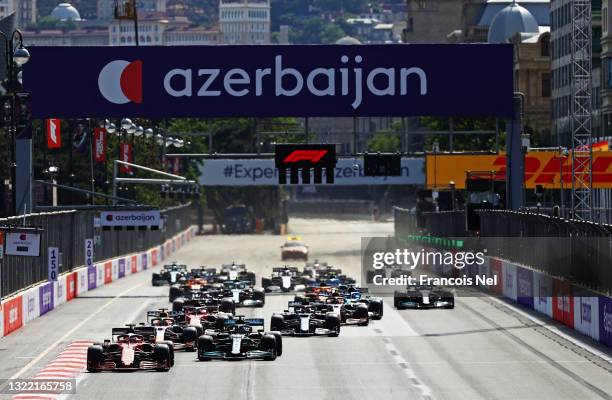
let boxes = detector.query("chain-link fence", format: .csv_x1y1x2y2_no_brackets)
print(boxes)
393,207,612,295
0,203,194,299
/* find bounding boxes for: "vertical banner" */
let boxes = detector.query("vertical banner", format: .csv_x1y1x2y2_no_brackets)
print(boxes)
88,265,97,290
118,258,126,278
93,128,107,163
120,142,133,173
45,118,61,148
599,296,612,347
48,247,59,281
104,261,112,284
84,239,94,269
39,282,54,316
0,231,4,259
3,296,23,335
66,272,77,301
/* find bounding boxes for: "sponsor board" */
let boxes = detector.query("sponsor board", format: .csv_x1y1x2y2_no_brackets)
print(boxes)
78,268,89,294
151,249,158,267
489,259,503,295
88,266,97,290
66,272,77,301
3,296,23,335
516,267,533,309
54,275,66,306
100,210,161,227
96,263,105,287
533,271,553,318
24,45,513,118
131,255,138,274
39,282,54,316
199,158,425,186
502,261,517,301
142,253,148,270
22,288,40,323
573,294,600,341
5,232,41,256
104,262,112,284
118,258,126,278
427,151,612,189
477,261,491,289
599,296,612,347
552,279,574,328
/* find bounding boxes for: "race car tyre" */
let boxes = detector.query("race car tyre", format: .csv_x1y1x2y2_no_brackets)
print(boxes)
197,335,215,361
324,313,341,337
445,299,455,309
393,292,400,308
182,327,199,351
269,331,283,356
169,286,182,303
368,299,383,320
260,334,277,361
220,298,236,314
214,314,230,330
159,341,175,366
355,304,370,326
261,277,272,290
172,298,185,313
253,289,265,307
194,325,203,337
270,314,285,331
86,345,104,372
245,272,256,286
153,344,171,371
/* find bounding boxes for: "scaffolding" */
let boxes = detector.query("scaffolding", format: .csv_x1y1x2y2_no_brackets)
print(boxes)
570,0,594,221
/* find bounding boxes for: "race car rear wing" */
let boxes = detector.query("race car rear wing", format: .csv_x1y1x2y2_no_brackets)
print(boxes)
272,267,299,273
111,326,155,336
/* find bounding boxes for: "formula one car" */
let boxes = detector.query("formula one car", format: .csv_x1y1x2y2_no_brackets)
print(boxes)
219,280,265,307
151,262,188,286
216,263,256,286
394,285,455,309
271,302,340,337
87,325,173,372
325,296,370,326
197,317,282,361
340,287,384,320
261,267,309,293
172,295,236,315
146,309,199,351
281,236,309,261
174,304,234,331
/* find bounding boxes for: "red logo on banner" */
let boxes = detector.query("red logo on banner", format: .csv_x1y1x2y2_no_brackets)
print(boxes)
120,142,133,173
46,119,61,149
283,150,328,163
94,128,107,163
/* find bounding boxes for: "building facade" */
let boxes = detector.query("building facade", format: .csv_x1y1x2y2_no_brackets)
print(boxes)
402,0,469,43
2,0,37,28
219,0,270,44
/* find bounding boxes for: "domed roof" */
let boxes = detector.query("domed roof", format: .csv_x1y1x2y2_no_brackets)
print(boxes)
488,1,539,43
335,36,362,45
50,3,81,21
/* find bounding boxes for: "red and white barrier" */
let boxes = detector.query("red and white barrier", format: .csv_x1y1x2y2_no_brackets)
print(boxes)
0,226,197,337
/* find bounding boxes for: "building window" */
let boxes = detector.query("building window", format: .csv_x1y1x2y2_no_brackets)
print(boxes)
542,73,551,97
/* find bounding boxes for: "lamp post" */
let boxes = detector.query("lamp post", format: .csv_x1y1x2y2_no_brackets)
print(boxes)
0,29,30,216
449,180,456,211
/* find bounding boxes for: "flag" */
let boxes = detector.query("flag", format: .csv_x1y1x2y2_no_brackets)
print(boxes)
94,128,107,163
46,118,61,148
120,142,133,173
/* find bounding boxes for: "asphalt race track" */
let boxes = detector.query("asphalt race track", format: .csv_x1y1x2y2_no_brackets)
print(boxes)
1,219,612,400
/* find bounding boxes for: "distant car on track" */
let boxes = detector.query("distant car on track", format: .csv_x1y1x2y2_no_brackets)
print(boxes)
281,236,309,260
271,302,340,337
393,285,454,309
151,262,188,286
261,266,309,292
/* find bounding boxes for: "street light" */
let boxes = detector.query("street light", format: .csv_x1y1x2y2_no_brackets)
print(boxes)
135,125,144,137
0,29,30,216
121,118,132,131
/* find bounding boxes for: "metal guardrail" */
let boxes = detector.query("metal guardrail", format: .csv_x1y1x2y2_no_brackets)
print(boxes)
393,207,612,295
0,203,193,299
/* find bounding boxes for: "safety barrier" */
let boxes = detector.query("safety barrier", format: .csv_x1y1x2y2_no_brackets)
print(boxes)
0,204,193,298
0,225,197,338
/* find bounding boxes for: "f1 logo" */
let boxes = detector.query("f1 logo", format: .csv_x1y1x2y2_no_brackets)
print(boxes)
283,150,328,163
46,118,61,149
